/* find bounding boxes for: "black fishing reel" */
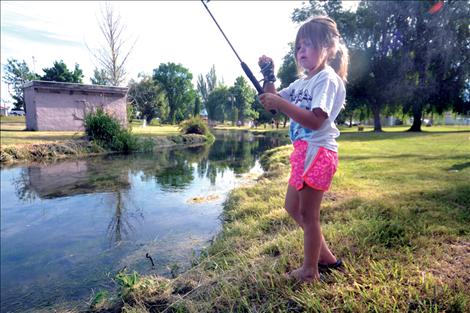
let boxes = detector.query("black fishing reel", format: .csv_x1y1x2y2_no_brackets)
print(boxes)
259,60,276,84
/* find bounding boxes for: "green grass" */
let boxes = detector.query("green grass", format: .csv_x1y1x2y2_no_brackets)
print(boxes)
0,117,196,163
129,119,180,136
0,117,181,146
94,129,470,312
0,116,85,146
339,125,470,133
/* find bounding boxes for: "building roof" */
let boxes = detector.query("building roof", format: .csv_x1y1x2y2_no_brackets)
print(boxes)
23,80,128,96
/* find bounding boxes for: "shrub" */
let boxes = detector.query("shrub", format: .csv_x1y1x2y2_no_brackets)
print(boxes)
179,116,210,136
84,108,122,145
84,108,142,153
111,129,139,153
150,118,161,126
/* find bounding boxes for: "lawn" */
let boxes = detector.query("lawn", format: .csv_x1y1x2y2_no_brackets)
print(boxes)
95,129,470,312
0,117,181,146
129,119,180,136
0,116,84,146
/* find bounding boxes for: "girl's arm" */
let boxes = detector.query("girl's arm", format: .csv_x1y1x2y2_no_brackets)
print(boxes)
258,55,327,130
258,93,327,130
262,81,277,94
259,55,277,94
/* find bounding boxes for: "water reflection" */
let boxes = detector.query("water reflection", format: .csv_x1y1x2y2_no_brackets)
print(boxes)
11,131,287,202
13,160,131,201
1,131,289,312
106,190,144,245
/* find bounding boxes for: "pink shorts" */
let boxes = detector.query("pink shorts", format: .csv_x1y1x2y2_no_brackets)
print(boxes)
288,140,338,191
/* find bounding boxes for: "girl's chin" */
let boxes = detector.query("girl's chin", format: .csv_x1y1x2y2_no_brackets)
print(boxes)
300,64,312,71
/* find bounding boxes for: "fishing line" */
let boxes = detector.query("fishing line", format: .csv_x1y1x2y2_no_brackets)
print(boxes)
201,0,277,114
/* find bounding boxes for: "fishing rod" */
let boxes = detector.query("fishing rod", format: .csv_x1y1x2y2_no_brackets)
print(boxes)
201,0,277,114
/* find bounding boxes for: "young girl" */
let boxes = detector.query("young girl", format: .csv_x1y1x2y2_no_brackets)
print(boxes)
258,16,348,282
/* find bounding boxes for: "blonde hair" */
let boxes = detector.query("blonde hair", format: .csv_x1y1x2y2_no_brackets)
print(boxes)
295,16,349,82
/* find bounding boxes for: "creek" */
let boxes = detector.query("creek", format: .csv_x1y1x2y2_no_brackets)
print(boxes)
0,130,289,312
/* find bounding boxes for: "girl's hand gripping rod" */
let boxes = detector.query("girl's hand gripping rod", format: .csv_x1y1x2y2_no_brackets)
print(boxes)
201,0,277,114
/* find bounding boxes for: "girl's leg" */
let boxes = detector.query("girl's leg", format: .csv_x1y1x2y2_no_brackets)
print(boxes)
284,184,303,227
287,185,324,281
318,236,337,265
285,184,337,265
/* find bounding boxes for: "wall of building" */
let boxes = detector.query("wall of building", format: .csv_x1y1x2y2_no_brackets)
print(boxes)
23,81,128,131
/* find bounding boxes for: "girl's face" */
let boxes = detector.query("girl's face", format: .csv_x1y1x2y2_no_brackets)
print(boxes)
296,38,324,76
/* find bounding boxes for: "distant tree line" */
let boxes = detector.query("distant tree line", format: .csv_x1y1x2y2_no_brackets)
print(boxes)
2,1,468,130
2,59,84,111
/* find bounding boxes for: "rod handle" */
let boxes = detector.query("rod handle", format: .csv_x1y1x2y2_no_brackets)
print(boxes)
240,62,277,115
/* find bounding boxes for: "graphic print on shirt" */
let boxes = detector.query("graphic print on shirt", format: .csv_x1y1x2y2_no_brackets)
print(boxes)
288,88,315,139
289,89,313,111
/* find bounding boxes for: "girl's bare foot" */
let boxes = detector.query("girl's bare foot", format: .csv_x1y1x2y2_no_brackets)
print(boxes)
285,267,321,283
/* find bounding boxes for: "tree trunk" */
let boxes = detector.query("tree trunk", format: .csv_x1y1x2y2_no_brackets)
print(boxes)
408,102,422,132
373,104,382,132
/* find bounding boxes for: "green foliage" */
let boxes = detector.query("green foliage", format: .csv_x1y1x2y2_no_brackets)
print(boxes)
84,108,141,153
194,95,202,116
90,290,109,309
41,60,83,83
197,65,218,108
149,118,161,126
153,62,195,124
128,74,169,123
277,43,298,89
289,1,469,132
2,58,40,110
179,116,211,137
252,96,272,125
206,86,230,122
84,108,121,144
90,68,111,85
230,76,257,124
126,103,135,122
115,270,140,299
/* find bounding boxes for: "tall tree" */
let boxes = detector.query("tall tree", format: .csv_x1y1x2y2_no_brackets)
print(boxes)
197,74,208,105
41,60,83,83
128,75,169,123
152,62,195,124
206,65,217,92
394,0,470,131
291,0,357,43
2,58,39,111
206,86,230,122
230,76,257,124
197,65,218,110
89,2,136,86
194,95,202,117
291,0,396,131
277,43,298,89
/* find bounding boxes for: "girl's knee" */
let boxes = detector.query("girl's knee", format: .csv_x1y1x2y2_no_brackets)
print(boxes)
301,209,320,224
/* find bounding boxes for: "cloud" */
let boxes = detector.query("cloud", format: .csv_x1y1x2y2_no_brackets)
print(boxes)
2,24,82,47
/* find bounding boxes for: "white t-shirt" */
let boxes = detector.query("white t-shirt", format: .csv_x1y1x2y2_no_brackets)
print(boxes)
278,65,346,152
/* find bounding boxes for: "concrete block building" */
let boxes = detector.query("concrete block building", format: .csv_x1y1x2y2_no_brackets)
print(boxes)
23,81,128,131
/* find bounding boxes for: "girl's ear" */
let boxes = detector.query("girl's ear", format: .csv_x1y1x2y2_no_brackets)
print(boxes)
319,47,329,64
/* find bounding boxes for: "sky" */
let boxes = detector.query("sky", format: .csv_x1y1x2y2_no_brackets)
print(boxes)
1,1,358,108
